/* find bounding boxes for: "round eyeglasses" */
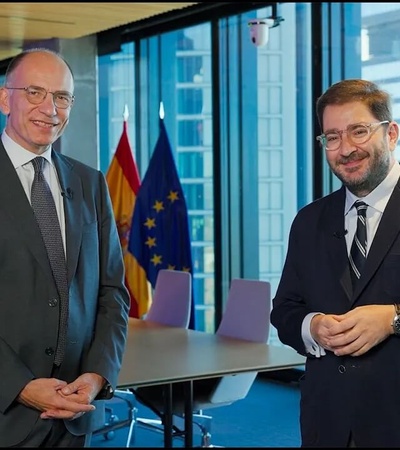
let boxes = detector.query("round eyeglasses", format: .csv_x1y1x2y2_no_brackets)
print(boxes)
316,120,390,151
6,85,74,109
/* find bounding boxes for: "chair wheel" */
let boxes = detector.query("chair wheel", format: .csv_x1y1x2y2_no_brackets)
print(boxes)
103,414,119,440
104,430,115,440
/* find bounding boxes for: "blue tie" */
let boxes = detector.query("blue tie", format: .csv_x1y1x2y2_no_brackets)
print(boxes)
349,200,368,287
31,157,68,366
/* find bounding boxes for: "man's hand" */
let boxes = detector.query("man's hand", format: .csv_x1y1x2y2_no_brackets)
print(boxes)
310,313,341,352
311,305,394,357
40,373,105,420
18,378,96,421
327,305,394,356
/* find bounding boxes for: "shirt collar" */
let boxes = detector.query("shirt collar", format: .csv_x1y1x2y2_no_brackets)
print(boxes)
1,130,53,169
345,161,400,215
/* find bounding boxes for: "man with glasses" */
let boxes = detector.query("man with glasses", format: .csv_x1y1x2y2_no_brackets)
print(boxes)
0,48,130,447
271,79,400,447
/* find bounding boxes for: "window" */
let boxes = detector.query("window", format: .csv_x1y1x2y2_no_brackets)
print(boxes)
98,3,313,345
361,3,400,160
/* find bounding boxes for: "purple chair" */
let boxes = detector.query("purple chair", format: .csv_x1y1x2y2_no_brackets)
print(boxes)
144,269,192,327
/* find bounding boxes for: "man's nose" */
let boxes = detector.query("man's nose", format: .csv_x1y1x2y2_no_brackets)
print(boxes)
338,131,356,155
39,93,57,114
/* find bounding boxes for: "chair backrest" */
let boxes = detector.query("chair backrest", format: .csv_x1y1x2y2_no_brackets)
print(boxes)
216,278,271,342
144,269,192,328
195,278,271,409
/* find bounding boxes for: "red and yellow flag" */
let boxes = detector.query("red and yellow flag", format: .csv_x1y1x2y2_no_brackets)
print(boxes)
106,120,151,318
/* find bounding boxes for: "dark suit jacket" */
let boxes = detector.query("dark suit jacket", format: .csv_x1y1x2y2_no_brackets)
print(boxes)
0,143,130,447
271,178,400,448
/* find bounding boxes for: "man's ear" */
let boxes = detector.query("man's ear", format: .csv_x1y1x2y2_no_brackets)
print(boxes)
388,121,400,151
0,87,11,116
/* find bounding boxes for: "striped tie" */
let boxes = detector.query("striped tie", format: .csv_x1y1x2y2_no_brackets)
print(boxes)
31,157,69,365
349,200,368,287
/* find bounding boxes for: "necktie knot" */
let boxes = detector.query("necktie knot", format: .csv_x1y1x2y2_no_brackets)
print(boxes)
354,200,367,217
31,157,45,177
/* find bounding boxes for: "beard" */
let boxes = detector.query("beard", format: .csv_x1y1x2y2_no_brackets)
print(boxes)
328,143,392,197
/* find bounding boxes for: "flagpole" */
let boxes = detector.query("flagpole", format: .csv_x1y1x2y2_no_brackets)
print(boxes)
159,101,164,120
124,104,129,122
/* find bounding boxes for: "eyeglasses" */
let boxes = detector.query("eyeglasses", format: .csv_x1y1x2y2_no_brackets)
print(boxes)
6,85,74,109
316,120,390,151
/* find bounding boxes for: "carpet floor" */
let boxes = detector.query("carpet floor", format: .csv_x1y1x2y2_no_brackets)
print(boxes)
90,372,301,448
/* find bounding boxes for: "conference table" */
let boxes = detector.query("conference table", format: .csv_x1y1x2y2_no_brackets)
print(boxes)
117,318,306,448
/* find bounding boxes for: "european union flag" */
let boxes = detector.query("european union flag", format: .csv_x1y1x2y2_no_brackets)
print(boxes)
128,118,195,328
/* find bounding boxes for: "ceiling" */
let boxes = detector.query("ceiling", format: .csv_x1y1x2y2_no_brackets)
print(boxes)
0,2,199,61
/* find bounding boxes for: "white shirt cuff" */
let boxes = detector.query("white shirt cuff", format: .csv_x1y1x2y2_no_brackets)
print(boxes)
302,312,326,357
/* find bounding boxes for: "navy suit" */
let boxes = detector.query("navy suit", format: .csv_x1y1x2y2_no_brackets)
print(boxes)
0,142,130,447
271,177,400,447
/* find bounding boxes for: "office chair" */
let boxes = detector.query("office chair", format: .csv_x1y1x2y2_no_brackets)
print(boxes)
143,269,192,327
133,278,271,447
92,269,192,446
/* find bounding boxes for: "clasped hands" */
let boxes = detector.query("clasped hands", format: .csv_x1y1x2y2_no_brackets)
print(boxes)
18,372,105,421
311,304,395,357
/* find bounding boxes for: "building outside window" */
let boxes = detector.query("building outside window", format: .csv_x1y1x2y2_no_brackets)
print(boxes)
97,3,312,346
98,3,400,345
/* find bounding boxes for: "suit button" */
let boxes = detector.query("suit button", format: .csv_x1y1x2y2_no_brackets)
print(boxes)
45,347,55,356
48,298,58,307
338,365,346,373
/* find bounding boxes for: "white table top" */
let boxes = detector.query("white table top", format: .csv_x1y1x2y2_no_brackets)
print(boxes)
117,318,306,389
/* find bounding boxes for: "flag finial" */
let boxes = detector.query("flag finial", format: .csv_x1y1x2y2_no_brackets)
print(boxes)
123,104,129,121
159,102,165,120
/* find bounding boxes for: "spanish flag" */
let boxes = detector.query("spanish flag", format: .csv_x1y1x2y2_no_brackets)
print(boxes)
106,118,151,318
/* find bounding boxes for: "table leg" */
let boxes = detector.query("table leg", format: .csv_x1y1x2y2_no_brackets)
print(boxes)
184,380,193,448
163,383,173,448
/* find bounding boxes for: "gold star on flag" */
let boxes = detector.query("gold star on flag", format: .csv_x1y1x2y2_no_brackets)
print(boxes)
151,254,162,266
153,200,164,212
145,237,156,248
144,218,156,229
167,191,179,203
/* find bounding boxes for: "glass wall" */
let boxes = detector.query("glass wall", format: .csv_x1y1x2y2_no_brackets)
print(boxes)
98,1,400,344
254,4,312,345
172,24,214,332
361,3,400,160
98,43,135,174
97,3,313,345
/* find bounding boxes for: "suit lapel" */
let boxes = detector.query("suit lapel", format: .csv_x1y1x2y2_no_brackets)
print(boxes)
323,188,353,301
354,181,400,298
52,152,83,286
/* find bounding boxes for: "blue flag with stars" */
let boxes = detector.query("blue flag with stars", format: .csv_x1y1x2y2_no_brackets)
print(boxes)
128,118,195,328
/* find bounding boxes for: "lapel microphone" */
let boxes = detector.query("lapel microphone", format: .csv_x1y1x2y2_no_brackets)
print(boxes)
61,188,73,200
333,230,348,239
